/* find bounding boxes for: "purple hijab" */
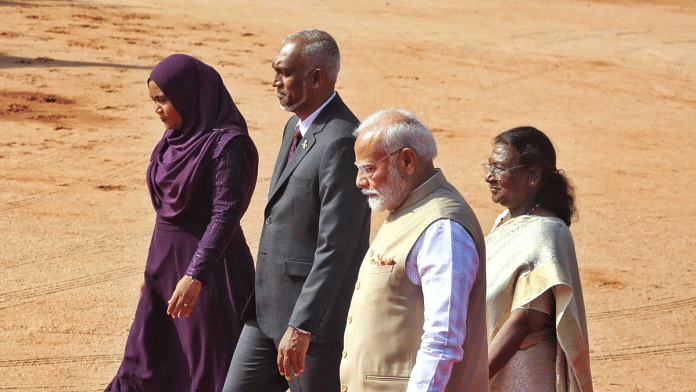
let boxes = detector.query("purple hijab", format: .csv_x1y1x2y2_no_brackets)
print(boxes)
146,54,248,219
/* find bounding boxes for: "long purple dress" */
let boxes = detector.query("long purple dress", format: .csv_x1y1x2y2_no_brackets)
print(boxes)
106,55,257,392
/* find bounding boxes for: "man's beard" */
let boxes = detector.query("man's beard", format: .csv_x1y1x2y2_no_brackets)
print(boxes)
279,75,308,113
361,168,409,212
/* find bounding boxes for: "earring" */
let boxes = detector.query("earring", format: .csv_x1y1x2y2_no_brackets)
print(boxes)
529,181,534,186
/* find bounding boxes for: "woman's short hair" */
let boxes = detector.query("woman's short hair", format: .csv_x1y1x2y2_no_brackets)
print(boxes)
494,126,577,226
355,108,437,163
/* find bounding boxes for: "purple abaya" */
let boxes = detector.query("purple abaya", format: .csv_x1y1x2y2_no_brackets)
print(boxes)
106,55,257,392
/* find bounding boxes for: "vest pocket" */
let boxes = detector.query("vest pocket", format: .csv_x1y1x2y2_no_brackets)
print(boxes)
365,375,409,382
368,264,395,274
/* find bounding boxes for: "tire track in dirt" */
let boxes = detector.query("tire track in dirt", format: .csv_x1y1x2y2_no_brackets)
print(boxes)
0,118,150,180
591,342,696,362
0,229,151,269
0,354,121,368
0,147,82,180
244,230,261,244
0,266,141,310
98,161,144,182
473,57,560,90
0,189,66,213
0,119,153,213
586,296,696,321
1,227,260,270
0,226,262,307
0,159,143,213
0,385,104,392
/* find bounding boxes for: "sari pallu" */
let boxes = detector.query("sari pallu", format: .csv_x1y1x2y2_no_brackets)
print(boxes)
485,213,593,392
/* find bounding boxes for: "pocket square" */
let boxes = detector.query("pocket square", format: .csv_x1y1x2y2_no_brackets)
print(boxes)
371,253,395,266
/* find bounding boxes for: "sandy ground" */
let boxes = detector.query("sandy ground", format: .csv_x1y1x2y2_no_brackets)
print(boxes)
1,0,695,390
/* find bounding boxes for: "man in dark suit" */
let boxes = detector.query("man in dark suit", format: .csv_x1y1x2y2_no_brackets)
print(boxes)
223,29,370,392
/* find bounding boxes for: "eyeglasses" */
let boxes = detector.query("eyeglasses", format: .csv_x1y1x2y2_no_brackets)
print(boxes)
355,149,402,178
481,162,527,180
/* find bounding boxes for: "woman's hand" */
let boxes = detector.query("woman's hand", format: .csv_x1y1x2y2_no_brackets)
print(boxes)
167,275,202,318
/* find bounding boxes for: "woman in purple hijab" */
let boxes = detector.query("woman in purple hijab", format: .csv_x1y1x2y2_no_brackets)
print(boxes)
106,54,258,392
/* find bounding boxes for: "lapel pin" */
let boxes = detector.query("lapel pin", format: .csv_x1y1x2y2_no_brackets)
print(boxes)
301,140,308,148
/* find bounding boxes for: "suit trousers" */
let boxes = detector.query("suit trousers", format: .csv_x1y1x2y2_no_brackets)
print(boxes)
223,318,343,392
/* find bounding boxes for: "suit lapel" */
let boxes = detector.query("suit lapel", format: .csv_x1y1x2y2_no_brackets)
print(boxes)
267,94,343,203
272,127,317,193
268,117,300,199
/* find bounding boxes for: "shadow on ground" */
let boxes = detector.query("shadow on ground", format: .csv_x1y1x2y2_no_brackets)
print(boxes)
0,53,152,70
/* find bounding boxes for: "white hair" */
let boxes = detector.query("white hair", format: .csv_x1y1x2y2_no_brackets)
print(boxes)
283,29,341,85
354,108,437,162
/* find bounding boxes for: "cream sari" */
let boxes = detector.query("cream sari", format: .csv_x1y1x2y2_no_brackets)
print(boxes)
486,212,593,392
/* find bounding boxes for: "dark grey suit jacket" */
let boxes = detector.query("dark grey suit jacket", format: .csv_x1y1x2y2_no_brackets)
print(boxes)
250,93,370,343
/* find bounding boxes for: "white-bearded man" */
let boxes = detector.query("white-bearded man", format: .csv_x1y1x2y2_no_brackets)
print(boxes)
340,109,488,392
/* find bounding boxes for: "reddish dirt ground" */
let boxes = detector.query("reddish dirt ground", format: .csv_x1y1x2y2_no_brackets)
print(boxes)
1,0,695,390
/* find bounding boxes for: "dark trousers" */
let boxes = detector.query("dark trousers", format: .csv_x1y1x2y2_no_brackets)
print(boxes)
223,318,342,392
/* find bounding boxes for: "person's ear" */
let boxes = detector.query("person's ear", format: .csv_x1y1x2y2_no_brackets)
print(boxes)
400,148,419,176
528,165,542,186
309,68,325,89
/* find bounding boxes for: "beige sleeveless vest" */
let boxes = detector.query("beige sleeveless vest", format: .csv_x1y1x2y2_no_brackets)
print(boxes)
340,171,488,392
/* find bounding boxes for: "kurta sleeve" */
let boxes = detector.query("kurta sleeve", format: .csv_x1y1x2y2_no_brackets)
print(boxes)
406,219,479,392
185,136,258,283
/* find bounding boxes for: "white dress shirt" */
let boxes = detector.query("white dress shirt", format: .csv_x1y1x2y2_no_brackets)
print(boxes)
297,91,336,136
405,218,479,392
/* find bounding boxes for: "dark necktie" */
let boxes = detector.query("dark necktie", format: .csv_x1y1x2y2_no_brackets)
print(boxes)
287,125,302,163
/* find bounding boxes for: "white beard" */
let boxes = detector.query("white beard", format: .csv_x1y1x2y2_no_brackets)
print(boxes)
362,168,409,212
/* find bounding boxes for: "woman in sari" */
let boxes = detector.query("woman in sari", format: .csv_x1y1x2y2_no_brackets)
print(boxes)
483,126,593,392
106,54,258,392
